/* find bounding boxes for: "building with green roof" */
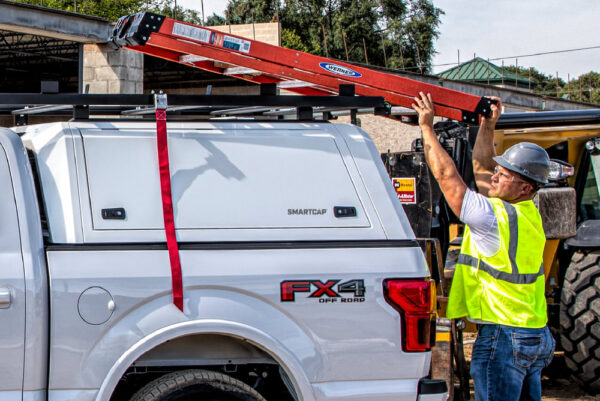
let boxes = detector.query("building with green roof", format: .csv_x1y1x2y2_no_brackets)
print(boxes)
437,57,535,90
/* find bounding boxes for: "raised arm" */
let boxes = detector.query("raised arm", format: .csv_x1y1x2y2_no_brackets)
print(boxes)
472,97,502,197
412,92,467,218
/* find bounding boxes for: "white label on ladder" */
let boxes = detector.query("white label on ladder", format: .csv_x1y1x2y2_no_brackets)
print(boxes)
223,35,251,53
173,22,214,44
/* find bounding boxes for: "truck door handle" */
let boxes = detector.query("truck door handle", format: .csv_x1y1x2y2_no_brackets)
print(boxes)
0,287,11,308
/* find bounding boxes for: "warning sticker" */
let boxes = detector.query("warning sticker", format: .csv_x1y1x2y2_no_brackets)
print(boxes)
392,177,416,204
172,22,213,43
223,35,251,53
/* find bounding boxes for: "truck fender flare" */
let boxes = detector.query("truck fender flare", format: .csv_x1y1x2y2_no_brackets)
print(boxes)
95,319,315,401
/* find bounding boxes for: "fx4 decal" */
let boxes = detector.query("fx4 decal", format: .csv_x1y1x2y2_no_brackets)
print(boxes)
280,279,366,303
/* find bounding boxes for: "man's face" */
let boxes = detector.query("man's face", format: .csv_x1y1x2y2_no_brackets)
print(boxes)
488,165,531,200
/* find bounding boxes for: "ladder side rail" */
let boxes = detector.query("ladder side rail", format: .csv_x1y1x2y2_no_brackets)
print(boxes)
133,35,466,122
148,18,487,115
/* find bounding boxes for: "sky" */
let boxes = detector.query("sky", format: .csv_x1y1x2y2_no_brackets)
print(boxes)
178,0,600,80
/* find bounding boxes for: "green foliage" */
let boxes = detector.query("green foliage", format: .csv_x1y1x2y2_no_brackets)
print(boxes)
279,0,327,56
503,65,600,105
216,0,442,72
563,71,600,104
223,0,279,24
281,28,309,53
147,1,203,25
205,13,227,26
503,66,565,96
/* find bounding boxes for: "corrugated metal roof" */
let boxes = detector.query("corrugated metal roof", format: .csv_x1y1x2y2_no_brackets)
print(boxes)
437,57,534,88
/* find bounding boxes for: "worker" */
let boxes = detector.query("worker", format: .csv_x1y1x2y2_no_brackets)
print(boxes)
412,92,555,401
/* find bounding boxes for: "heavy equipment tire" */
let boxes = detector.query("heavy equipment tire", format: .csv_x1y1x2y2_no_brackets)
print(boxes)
560,250,600,394
129,369,267,401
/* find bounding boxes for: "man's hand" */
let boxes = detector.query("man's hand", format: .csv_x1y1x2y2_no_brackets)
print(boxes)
412,92,435,129
473,96,503,196
481,96,503,127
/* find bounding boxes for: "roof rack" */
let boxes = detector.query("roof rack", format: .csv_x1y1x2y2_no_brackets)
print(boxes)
108,12,495,125
0,83,387,126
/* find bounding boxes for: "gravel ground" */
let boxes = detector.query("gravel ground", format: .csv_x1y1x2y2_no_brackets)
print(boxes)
458,333,600,401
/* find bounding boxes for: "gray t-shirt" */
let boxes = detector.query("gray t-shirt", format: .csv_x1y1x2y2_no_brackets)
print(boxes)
459,189,500,257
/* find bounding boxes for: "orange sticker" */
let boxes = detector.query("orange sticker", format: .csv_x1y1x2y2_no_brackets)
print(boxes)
392,177,416,204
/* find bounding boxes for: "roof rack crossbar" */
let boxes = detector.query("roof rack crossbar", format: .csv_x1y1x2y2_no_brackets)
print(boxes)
12,104,72,115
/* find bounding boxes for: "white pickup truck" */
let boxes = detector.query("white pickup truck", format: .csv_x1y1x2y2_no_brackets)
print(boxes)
0,111,445,401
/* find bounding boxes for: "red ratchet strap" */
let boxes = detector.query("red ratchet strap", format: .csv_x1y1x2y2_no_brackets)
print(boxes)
154,93,184,311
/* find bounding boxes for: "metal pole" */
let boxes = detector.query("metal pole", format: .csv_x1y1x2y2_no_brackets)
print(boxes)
556,72,559,97
414,39,422,74
568,73,571,99
472,53,475,82
529,67,532,90
515,58,518,88
487,58,490,85
398,33,405,69
322,25,329,58
381,33,388,68
457,50,461,80
342,30,349,61
201,0,205,25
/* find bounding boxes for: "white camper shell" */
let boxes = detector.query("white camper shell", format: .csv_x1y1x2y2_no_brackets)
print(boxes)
22,120,415,244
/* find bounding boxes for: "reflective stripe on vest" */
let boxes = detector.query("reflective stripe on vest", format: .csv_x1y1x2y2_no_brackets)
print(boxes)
456,254,544,285
457,200,544,284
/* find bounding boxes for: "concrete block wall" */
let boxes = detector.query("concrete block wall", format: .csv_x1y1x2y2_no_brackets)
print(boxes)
211,22,280,46
82,44,143,94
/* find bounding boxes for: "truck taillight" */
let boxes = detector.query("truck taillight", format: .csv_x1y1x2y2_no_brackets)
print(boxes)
383,279,436,352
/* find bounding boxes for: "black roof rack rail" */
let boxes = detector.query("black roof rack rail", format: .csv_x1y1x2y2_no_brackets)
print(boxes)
0,84,389,126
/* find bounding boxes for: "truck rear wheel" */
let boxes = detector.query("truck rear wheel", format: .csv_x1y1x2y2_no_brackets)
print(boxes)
560,250,600,393
130,369,267,401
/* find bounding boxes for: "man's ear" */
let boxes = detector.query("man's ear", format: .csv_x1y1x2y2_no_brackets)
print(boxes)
520,182,534,197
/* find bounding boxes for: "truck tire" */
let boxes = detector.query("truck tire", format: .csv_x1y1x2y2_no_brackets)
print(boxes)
560,250,600,393
130,369,267,401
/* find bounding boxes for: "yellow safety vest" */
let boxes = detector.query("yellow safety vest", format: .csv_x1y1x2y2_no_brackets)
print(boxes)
446,198,547,328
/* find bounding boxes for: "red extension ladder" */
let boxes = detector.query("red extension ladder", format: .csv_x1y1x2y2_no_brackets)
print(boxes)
109,12,493,123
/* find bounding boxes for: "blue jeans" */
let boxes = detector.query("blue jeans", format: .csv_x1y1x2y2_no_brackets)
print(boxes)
470,324,555,401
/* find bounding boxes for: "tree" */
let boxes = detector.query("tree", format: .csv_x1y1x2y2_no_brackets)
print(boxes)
213,0,443,72
205,13,227,26
399,0,443,73
563,72,600,104
502,65,600,105
214,0,279,24
503,66,566,97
